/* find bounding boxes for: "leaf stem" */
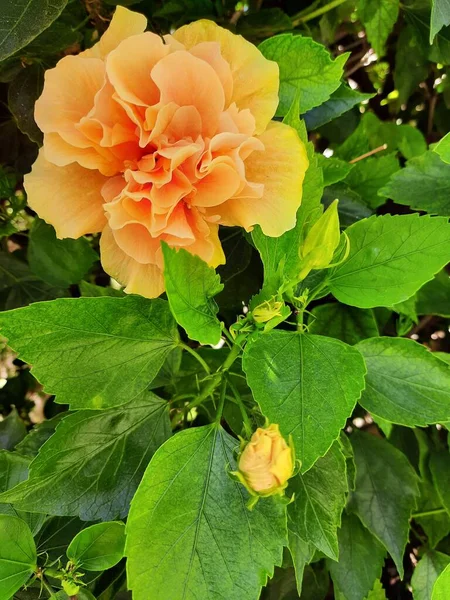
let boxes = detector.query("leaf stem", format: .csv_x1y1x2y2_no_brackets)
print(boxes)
292,0,350,25
349,144,388,163
412,507,447,519
226,375,253,437
180,343,211,375
215,378,228,423
39,575,55,598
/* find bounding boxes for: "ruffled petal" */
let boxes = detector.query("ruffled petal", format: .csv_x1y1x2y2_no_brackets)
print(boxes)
24,150,108,238
215,121,308,237
170,20,279,134
81,6,147,60
100,225,164,298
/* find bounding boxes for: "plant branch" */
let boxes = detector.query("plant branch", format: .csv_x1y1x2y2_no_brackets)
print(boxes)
349,144,388,163
180,343,211,375
292,0,350,25
412,507,447,519
226,374,253,437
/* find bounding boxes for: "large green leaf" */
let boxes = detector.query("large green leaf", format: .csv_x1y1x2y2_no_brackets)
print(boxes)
344,153,400,209
0,515,36,600
242,331,366,472
357,0,400,56
434,132,450,164
309,303,379,345
430,0,450,42
126,424,287,600
349,431,420,576
8,64,44,144
0,407,26,450
328,215,450,308
394,25,428,105
288,441,347,560
287,531,314,595
0,394,171,521
259,34,348,115
0,0,68,60
28,218,98,288
0,296,179,408
357,337,450,426
433,563,450,599
67,521,126,571
430,452,450,517
162,243,223,345
411,550,450,600
416,270,450,317
327,513,385,600
304,85,374,130
380,151,450,217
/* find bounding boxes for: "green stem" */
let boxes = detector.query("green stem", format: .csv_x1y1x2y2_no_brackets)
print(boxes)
412,507,447,519
226,375,253,437
180,343,211,375
215,378,228,423
39,576,55,598
292,0,350,25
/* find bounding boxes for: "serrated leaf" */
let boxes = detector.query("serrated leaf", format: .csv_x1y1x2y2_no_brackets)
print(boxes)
288,531,313,595
344,153,400,209
430,0,450,43
0,515,36,600
366,579,387,599
394,25,428,105
0,408,26,451
15,414,65,457
327,513,385,600
288,441,347,560
322,184,373,227
309,303,379,345
79,280,125,298
430,452,450,518
126,424,287,600
317,155,354,187
67,521,125,571
358,0,400,56
0,296,179,409
0,394,171,521
357,337,450,426
412,550,450,600
242,331,366,472
28,218,98,288
433,563,450,599
328,215,450,309
304,85,374,130
259,34,348,115
434,132,450,164
162,243,223,345
349,431,420,576
380,151,450,217
416,269,450,318
0,0,68,61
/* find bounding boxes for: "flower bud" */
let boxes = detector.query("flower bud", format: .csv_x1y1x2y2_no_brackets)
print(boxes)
299,199,340,280
253,299,284,323
62,579,80,595
238,424,294,495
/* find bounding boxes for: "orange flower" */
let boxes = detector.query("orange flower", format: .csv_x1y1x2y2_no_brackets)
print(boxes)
25,7,308,297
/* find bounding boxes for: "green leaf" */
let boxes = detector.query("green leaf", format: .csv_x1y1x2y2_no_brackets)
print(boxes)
328,214,450,309
0,0,68,61
380,151,450,216
0,450,46,535
304,85,374,130
259,34,348,115
15,413,65,457
0,251,65,310
52,590,96,600
126,424,287,600
358,0,400,56
322,184,373,227
357,337,450,427
430,452,450,517
317,155,354,187
349,431,420,576
162,243,223,345
309,303,379,345
433,563,450,599
288,441,347,560
394,25,428,105
0,408,26,451
237,8,293,37
67,521,125,571
416,270,450,317
366,579,387,599
8,64,44,144
0,515,36,600
28,218,98,288
327,513,385,600
430,0,450,43
0,296,179,409
412,550,450,600
434,132,450,164
79,280,125,298
0,394,171,521
344,153,400,209
287,531,313,595
242,331,366,472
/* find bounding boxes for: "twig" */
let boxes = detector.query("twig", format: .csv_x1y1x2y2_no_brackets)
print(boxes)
292,0,350,25
349,144,388,163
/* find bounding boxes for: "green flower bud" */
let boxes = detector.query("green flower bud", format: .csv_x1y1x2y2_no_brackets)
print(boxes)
298,200,340,280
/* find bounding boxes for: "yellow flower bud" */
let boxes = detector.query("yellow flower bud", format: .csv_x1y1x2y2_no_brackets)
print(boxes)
238,424,294,495
253,299,284,323
299,199,340,280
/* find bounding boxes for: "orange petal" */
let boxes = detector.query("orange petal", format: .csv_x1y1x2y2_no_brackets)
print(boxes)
216,121,308,237
35,56,105,147
100,225,164,298
81,6,147,59
192,163,241,207
106,32,170,106
170,20,279,134
112,223,161,264
151,51,225,138
24,149,108,238
189,42,233,106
